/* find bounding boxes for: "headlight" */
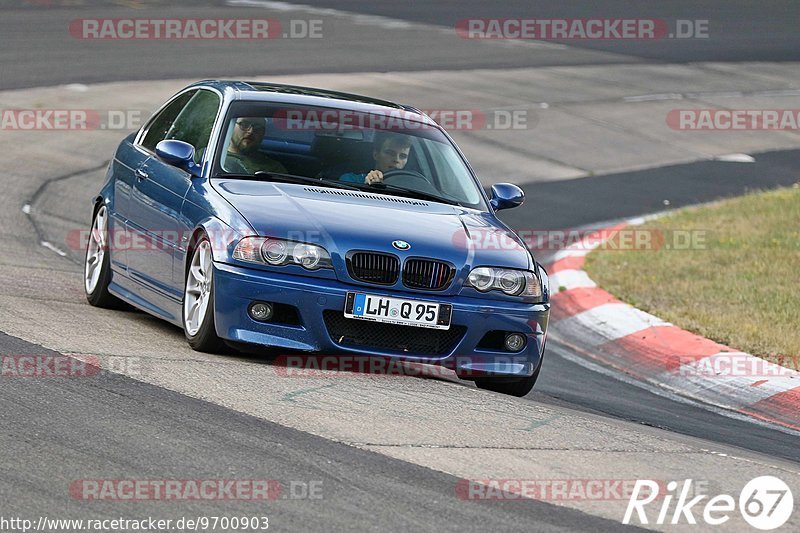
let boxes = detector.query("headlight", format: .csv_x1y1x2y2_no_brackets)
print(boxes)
497,270,524,294
465,267,542,300
234,237,332,270
262,239,290,265
293,242,324,270
466,267,495,291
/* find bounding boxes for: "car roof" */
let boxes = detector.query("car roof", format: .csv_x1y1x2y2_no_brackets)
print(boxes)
189,80,438,127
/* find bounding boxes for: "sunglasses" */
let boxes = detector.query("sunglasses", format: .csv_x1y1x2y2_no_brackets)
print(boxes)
236,120,266,133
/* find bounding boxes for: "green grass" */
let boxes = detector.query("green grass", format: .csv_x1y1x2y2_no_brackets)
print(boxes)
583,185,800,368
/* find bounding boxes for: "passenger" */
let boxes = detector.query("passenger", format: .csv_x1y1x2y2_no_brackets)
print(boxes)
339,132,412,185
225,117,287,174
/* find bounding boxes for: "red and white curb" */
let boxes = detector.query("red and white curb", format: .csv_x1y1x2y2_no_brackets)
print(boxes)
546,220,800,432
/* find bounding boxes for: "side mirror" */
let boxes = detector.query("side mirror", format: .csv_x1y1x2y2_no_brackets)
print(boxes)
155,139,201,177
490,183,524,211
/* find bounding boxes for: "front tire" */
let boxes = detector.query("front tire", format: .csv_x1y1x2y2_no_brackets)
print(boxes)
85,204,122,308
183,235,226,352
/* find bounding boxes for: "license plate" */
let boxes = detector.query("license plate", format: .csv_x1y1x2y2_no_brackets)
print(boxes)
344,292,452,330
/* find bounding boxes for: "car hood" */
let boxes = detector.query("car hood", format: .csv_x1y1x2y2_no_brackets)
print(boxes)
212,179,532,271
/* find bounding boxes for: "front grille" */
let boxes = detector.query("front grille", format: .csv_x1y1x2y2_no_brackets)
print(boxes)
348,252,400,285
403,258,455,291
323,311,466,356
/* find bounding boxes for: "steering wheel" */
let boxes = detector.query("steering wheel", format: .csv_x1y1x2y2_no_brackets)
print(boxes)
380,169,439,195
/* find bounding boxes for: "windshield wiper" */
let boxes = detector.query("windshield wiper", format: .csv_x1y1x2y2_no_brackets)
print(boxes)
213,172,362,191
352,182,462,206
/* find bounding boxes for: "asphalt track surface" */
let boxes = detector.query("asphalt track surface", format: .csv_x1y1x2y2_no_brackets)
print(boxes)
2,0,800,90
500,149,800,231
0,332,630,532
2,1,800,530
272,0,800,62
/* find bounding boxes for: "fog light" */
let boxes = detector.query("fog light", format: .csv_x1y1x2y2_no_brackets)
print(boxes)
504,333,526,352
249,302,274,322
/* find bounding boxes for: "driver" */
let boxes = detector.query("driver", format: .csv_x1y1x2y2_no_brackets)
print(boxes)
339,132,411,185
226,117,288,174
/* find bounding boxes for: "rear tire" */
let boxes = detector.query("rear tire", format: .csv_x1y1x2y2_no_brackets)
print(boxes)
84,204,122,309
183,235,226,353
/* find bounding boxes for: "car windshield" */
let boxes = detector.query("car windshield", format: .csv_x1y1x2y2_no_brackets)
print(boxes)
212,102,486,209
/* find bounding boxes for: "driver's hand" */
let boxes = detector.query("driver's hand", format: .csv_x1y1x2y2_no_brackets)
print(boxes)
364,170,383,185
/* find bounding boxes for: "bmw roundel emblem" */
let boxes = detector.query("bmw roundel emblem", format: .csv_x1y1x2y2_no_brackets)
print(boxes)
392,240,411,251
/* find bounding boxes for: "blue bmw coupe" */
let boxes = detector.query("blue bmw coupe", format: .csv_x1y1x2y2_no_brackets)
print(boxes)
85,80,550,396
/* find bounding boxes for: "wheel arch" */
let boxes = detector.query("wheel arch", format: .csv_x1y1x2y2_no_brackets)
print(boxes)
183,217,241,280
91,195,105,216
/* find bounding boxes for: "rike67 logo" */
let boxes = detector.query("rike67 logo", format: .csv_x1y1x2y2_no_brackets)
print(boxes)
624,476,793,529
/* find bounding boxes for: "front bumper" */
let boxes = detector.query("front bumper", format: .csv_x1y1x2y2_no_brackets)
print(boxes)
213,262,549,378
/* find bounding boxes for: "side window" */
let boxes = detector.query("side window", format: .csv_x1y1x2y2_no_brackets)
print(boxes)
165,90,222,163
140,90,196,151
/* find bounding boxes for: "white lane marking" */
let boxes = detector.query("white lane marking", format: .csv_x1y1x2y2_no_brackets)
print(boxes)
715,153,755,163
40,241,67,257
566,237,604,252
685,91,743,99
548,336,800,437
550,248,590,262
226,0,567,48
226,0,444,31
227,0,339,14
548,234,605,265
625,89,800,103
25,198,69,257
559,302,671,341
550,269,596,293
756,89,800,97
64,83,89,92
624,93,683,102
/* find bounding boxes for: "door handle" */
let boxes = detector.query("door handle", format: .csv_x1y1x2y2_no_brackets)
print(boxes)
135,168,149,180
